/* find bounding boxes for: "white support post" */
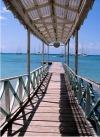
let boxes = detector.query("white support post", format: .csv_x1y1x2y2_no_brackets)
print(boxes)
65,44,66,63
42,42,44,66
67,39,70,66
4,81,10,115
48,46,49,64
27,29,30,95
75,29,78,75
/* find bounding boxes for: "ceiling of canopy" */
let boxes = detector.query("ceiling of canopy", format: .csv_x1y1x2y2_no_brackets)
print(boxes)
3,0,94,45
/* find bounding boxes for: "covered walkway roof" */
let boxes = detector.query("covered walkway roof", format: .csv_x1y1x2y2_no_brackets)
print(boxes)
4,0,94,45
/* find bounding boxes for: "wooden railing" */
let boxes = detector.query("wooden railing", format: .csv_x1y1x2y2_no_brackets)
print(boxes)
63,64,100,135
0,65,48,128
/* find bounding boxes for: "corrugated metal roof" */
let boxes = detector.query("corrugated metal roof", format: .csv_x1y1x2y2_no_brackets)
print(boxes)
3,0,94,45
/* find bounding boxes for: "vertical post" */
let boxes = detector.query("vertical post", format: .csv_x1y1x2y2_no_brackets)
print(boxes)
65,44,66,63
47,46,49,63
67,39,69,66
27,29,30,95
75,29,78,75
42,42,44,66
19,77,23,102
4,81,10,115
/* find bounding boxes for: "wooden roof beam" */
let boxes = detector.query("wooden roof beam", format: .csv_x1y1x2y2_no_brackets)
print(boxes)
5,0,49,44
54,2,78,12
33,22,73,25
26,1,78,13
33,0,52,42
61,1,70,41
49,0,57,41
26,2,50,12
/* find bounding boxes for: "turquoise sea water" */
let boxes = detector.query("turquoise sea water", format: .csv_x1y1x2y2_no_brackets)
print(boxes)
0,53,100,83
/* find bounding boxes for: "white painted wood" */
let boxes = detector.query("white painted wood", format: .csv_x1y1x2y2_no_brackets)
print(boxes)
4,81,10,114
27,29,30,95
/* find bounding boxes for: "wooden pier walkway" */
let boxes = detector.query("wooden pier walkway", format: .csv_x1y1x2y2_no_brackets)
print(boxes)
3,62,95,136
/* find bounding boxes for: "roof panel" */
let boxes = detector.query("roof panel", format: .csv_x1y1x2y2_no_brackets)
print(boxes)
4,0,94,45
36,0,49,5
69,0,80,9
21,0,34,9
28,10,40,20
40,6,51,17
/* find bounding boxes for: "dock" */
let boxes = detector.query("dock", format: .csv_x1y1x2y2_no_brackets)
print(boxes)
1,63,96,136
1,0,100,136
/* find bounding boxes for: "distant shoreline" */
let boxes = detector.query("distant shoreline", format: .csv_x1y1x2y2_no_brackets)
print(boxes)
0,53,100,56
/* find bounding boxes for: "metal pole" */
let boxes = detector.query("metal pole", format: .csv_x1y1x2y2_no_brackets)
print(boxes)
65,44,66,63
75,29,78,75
27,29,30,94
42,42,44,65
67,39,69,66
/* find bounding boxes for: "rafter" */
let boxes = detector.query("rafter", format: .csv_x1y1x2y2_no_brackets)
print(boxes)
47,0,56,41
32,17,74,24
61,1,70,42
26,2,49,12
33,0,52,42
26,1,78,13
54,2,78,12
4,0,94,45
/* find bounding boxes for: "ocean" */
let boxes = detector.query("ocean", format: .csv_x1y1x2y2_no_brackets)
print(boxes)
0,53,100,83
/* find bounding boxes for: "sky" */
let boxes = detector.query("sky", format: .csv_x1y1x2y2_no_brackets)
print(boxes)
0,0,100,55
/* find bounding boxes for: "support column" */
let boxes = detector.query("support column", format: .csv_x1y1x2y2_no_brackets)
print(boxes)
67,39,70,66
47,46,49,63
42,42,44,66
27,29,30,94
75,29,78,75
65,45,66,63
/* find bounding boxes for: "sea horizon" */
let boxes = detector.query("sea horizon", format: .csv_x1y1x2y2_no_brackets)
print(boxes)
0,53,100,83
0,53,100,55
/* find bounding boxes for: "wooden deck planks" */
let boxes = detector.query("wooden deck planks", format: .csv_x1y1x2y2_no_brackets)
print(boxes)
2,62,96,136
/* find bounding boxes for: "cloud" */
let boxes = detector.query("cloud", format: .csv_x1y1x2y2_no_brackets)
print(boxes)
2,7,10,13
0,15,6,20
0,7,10,14
0,6,10,21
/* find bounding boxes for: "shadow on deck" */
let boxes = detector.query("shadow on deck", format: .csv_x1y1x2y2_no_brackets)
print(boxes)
2,73,51,136
59,74,79,136
2,66,95,136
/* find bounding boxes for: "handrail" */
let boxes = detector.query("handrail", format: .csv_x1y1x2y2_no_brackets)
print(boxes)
66,64,100,88
0,64,49,128
63,63,100,135
0,66,43,82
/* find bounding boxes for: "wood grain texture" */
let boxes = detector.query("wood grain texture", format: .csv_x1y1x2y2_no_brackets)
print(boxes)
3,62,96,136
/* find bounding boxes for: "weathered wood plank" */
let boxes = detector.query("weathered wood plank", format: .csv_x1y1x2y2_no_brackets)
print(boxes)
3,62,96,136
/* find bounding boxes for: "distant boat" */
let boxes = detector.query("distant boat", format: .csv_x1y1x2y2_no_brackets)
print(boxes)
80,46,88,56
81,53,87,56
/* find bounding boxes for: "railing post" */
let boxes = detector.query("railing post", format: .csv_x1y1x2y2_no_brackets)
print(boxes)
19,77,23,102
65,44,66,63
27,28,30,95
77,78,83,103
42,42,44,66
85,85,91,116
75,29,78,75
4,81,10,116
67,39,69,66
